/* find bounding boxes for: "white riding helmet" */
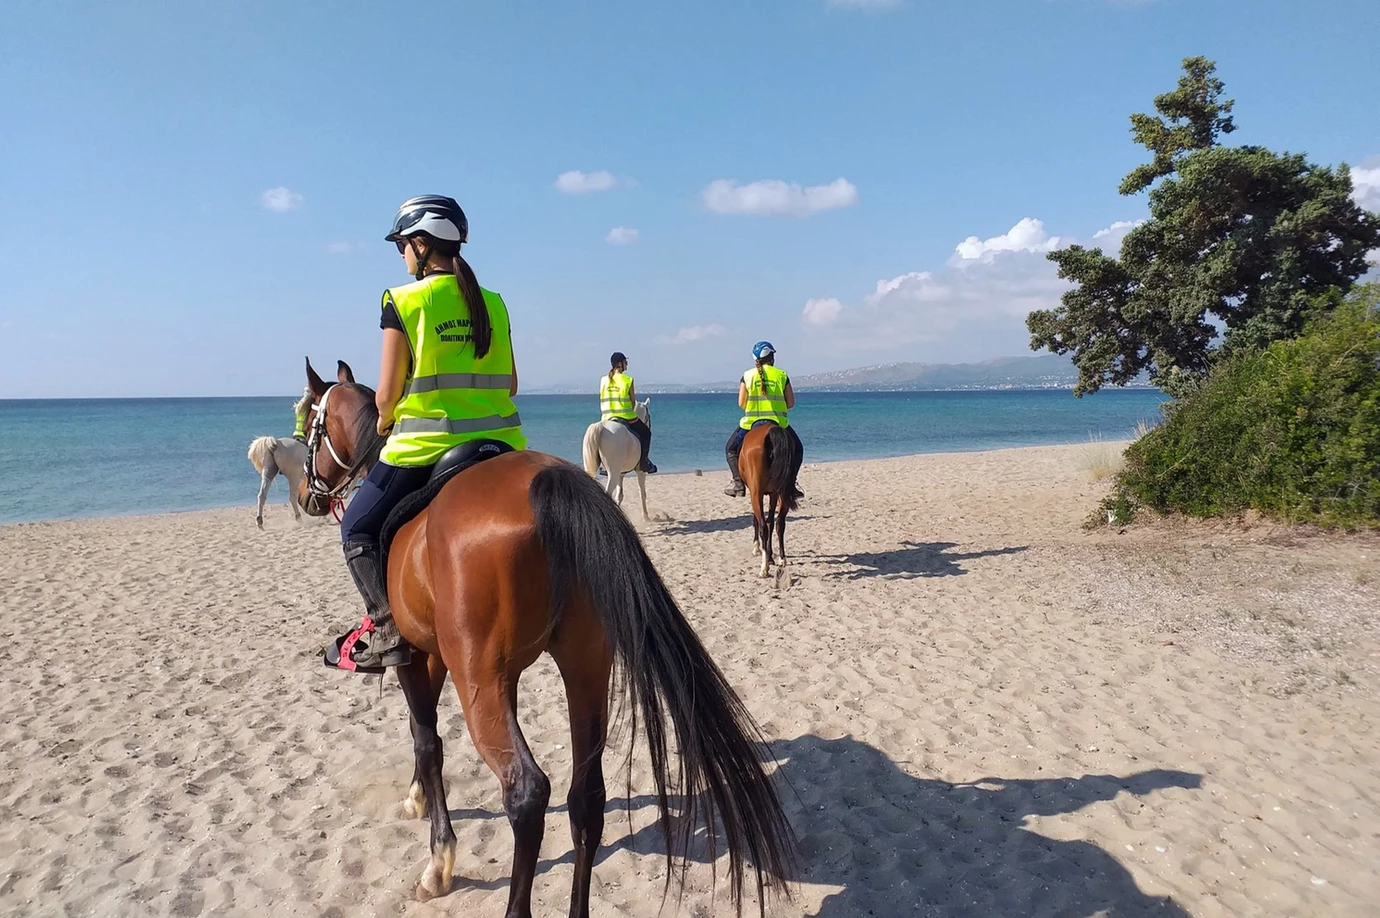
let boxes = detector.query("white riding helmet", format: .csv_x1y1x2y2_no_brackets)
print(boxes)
385,195,468,244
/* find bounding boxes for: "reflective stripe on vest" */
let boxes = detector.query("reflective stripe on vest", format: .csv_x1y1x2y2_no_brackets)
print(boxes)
394,411,523,434
379,274,527,466
740,365,790,430
405,372,514,395
600,372,636,421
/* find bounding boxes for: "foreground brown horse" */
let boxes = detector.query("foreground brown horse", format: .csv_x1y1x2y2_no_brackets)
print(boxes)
737,424,801,578
297,360,795,918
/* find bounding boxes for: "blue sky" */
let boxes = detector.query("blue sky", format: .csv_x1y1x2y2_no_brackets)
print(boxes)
2,0,1377,397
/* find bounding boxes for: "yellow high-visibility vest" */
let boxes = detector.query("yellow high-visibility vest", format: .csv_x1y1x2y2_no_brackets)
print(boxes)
599,371,637,421
379,273,526,466
739,364,790,430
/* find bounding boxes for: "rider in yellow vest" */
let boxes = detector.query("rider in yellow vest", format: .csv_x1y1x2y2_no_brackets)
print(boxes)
328,195,525,672
599,352,655,473
724,341,804,498
291,386,310,442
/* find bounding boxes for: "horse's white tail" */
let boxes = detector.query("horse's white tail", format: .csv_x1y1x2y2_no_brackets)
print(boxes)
247,436,277,474
581,423,603,478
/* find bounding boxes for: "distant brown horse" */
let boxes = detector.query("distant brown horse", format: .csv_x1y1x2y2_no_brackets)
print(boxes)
297,359,795,918
738,424,801,578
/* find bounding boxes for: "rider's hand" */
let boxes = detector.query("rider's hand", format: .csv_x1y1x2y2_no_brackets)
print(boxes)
377,417,394,437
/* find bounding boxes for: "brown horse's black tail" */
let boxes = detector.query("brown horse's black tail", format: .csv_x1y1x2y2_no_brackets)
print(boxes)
529,464,797,916
764,424,800,513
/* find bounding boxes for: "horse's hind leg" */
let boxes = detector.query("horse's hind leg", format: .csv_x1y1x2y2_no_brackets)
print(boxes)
759,494,775,577
255,464,276,530
452,662,550,917
402,653,449,819
750,489,763,558
284,464,303,522
396,653,458,901
549,605,612,918
775,496,788,566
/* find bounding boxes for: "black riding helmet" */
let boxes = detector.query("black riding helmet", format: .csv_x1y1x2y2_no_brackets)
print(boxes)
385,195,468,244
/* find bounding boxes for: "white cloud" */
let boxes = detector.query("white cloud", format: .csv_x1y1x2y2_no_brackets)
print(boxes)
326,241,366,255
801,217,1145,360
1351,165,1380,212
702,178,858,218
555,170,618,194
802,297,844,326
1090,219,1144,251
951,217,1060,264
658,324,728,345
261,187,303,212
605,227,639,245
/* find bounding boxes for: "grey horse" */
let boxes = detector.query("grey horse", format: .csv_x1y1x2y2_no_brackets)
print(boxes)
246,435,307,529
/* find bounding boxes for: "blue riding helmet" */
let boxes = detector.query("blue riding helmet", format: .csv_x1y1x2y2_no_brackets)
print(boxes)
752,341,776,359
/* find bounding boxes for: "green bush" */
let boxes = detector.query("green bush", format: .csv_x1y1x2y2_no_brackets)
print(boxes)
1120,285,1380,527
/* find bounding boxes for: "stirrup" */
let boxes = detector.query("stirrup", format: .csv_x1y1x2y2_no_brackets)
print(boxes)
324,616,392,674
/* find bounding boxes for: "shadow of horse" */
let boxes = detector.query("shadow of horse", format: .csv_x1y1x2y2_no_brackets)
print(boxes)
811,541,1028,580
660,514,818,536
447,733,1199,916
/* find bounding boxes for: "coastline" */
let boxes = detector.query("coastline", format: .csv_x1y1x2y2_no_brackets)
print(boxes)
2,440,1136,528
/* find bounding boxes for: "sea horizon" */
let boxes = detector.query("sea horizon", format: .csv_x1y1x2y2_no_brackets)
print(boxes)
0,389,1167,525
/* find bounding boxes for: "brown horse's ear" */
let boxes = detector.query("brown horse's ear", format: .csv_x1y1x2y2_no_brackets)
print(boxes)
337,361,356,385
306,357,329,397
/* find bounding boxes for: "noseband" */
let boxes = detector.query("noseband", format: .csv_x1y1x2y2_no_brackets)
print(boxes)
304,384,375,501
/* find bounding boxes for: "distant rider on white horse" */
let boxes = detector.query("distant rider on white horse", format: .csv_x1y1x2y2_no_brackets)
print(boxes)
599,351,656,474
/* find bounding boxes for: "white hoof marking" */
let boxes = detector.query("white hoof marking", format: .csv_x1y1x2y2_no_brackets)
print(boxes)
402,781,425,819
416,840,455,901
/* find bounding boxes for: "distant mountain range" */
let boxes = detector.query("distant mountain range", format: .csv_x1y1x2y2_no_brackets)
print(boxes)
788,355,1122,391
527,355,1152,394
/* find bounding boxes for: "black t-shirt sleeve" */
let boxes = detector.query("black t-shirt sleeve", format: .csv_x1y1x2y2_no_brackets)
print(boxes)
380,294,403,332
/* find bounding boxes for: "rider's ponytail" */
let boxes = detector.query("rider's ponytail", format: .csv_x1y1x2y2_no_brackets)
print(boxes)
755,356,769,394
609,366,617,382
419,233,492,359
452,252,492,359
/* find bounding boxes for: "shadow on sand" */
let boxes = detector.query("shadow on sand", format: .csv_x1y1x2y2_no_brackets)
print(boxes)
445,733,1199,916
659,513,818,536
809,541,1029,580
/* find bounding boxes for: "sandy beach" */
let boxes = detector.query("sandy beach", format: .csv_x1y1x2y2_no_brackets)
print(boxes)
3,442,1378,917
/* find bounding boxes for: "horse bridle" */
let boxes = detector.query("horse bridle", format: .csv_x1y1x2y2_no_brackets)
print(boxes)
304,384,375,501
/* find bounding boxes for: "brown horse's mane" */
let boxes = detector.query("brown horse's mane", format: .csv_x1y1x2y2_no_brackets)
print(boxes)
340,382,386,472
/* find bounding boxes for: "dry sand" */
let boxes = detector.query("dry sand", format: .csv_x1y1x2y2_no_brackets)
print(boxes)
3,443,1378,917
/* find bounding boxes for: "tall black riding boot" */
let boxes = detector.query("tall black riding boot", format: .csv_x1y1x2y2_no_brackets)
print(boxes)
638,434,657,473
335,539,411,669
724,434,746,497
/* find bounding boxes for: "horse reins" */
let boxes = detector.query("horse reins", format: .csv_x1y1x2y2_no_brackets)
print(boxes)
304,384,382,503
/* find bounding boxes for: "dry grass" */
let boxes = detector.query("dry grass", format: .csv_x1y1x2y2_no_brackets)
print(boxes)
1078,436,1127,481
1077,421,1154,482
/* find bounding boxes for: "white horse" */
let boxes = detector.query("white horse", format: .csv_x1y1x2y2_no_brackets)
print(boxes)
247,435,307,529
582,398,652,521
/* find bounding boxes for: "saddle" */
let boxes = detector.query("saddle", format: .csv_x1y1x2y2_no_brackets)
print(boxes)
379,439,515,557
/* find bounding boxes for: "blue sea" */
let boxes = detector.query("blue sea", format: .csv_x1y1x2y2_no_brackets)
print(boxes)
0,390,1167,525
